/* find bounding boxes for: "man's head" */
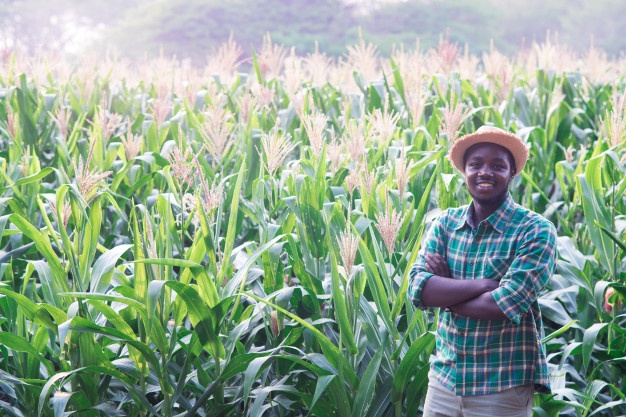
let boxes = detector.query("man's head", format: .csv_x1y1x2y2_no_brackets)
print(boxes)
448,125,529,176
462,142,515,206
448,125,528,208
463,142,516,174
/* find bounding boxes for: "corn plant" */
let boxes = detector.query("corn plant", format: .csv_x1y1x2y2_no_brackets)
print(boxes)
0,35,626,417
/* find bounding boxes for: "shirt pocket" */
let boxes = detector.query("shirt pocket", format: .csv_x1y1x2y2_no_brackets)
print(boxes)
483,257,513,281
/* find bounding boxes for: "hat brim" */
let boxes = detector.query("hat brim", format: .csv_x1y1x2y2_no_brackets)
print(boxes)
448,130,529,176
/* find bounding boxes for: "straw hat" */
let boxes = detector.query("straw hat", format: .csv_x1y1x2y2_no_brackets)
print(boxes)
448,125,529,175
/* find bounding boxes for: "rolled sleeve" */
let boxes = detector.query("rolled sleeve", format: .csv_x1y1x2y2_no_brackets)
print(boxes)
408,214,447,309
491,219,557,324
408,265,434,309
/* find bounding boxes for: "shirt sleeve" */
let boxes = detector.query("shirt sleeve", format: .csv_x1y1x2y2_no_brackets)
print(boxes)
491,217,557,324
408,212,447,309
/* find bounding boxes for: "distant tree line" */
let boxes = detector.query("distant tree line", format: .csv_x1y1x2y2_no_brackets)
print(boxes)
2,0,626,63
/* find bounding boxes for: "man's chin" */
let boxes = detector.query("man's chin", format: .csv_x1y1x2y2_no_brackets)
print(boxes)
470,193,508,207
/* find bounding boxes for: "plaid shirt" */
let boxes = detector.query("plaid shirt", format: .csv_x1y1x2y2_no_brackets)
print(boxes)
408,195,557,396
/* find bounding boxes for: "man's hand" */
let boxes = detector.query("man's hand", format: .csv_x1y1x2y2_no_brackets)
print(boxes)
425,253,451,278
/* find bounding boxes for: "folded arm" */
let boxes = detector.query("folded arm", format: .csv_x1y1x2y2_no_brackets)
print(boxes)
420,253,502,319
409,211,557,322
408,217,498,312
447,292,507,320
422,220,557,322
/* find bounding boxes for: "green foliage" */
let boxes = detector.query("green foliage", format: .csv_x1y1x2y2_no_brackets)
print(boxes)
0,35,626,416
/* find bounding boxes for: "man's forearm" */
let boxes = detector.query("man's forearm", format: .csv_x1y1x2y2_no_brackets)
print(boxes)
448,292,507,320
420,276,499,308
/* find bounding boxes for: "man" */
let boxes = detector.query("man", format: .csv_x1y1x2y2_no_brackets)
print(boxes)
408,125,557,417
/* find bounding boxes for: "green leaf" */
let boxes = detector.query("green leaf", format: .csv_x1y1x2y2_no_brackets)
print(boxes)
38,366,158,417
246,292,359,389
91,244,132,293
224,234,285,316
0,286,58,332
31,259,63,308
405,364,431,416
8,213,67,291
365,378,392,417
16,74,38,148
0,167,54,193
539,299,577,327
159,281,231,359
367,84,383,112
85,299,148,374
300,201,327,259
243,356,273,404
69,316,160,368
136,257,220,308
216,161,246,287
284,234,323,294
358,236,396,338
597,224,626,255
541,320,579,344
329,249,358,355
577,169,615,277
0,332,54,376
352,345,384,417
392,331,435,404
582,323,608,373
311,375,335,412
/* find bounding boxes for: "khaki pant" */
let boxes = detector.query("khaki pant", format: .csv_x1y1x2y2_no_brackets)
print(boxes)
423,376,533,417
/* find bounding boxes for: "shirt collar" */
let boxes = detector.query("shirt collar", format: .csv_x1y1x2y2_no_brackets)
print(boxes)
453,194,516,233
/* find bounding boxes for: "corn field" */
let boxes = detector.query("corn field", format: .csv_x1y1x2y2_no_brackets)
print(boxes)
0,35,626,416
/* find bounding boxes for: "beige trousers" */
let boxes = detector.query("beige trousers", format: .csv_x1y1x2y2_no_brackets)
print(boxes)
422,376,534,417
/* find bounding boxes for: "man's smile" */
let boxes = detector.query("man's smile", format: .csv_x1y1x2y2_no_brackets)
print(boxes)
476,181,495,189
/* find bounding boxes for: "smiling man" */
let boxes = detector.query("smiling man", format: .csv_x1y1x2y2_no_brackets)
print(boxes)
408,126,557,417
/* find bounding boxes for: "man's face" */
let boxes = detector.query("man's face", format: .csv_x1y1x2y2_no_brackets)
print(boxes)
463,143,514,207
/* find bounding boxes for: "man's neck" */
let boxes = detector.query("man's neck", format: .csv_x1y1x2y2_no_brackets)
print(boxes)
471,196,507,225
472,205,495,225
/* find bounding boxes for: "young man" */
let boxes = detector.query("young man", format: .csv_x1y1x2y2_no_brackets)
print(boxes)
408,126,557,417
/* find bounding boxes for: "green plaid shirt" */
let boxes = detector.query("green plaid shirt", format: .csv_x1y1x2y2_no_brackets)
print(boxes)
408,195,557,396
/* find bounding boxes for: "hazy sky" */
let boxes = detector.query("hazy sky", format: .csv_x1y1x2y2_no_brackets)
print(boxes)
4,0,626,59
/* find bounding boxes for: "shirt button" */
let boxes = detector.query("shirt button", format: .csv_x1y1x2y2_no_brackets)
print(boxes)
469,261,474,266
